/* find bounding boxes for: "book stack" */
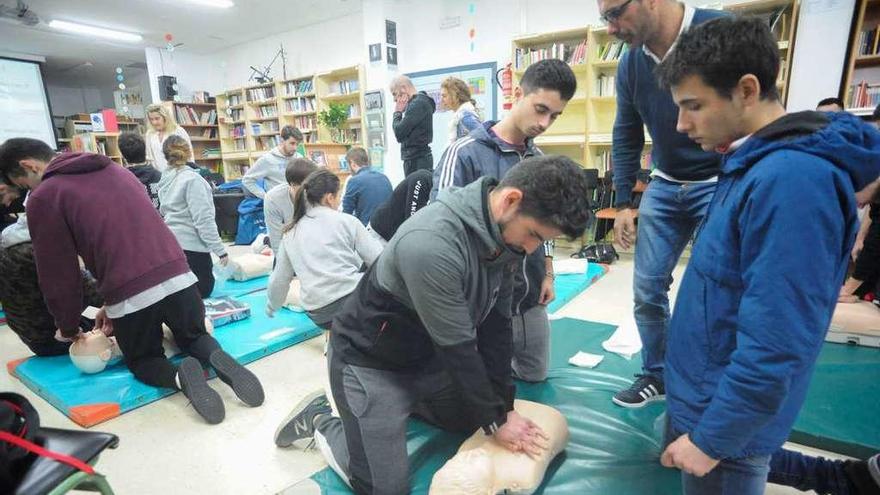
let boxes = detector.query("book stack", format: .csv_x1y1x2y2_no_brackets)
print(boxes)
858,27,880,56
514,39,588,70
849,80,880,109
247,86,276,102
294,115,317,130
597,40,627,62
257,105,278,119
176,106,217,126
285,96,317,113
284,79,314,96
595,74,616,97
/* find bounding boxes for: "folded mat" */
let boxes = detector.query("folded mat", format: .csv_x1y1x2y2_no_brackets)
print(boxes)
6,290,321,427
546,263,608,315
302,318,681,495
211,275,270,298
302,317,880,494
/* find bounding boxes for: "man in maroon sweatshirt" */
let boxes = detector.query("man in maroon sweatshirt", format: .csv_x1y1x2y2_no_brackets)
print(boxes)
0,138,264,424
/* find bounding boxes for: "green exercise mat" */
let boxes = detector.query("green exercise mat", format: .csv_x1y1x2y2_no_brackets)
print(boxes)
302,318,681,495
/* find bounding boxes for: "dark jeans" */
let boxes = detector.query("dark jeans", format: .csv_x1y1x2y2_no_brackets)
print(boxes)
768,447,855,495
184,250,215,298
111,284,220,389
402,153,433,177
853,221,880,296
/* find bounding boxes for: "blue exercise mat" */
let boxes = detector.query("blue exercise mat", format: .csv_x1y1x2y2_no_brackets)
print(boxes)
547,262,608,314
211,275,270,298
7,290,321,427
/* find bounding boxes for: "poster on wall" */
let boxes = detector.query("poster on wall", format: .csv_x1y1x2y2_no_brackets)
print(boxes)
405,62,497,163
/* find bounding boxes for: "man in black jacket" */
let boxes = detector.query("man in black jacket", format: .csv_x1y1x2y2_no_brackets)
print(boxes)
391,75,435,177
119,132,161,210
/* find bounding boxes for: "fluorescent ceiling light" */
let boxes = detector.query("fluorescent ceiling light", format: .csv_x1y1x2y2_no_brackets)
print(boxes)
184,0,234,7
48,20,143,43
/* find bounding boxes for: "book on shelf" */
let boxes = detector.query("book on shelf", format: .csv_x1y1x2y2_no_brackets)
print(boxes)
849,80,880,109
309,150,327,166
229,108,244,121
597,40,627,62
284,96,317,113
227,94,242,106
257,106,278,118
201,147,221,158
342,128,361,143
232,138,248,151
514,39,587,70
250,121,280,135
858,27,880,56
293,115,317,129
333,79,360,95
200,128,218,139
257,135,281,150
304,131,317,143
231,124,246,139
284,79,314,96
192,91,210,103
347,104,360,118
247,86,276,102
175,106,217,126
595,74,616,97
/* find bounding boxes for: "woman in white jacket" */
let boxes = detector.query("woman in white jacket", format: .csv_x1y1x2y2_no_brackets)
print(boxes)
157,135,227,298
441,77,483,146
145,103,193,172
266,169,382,329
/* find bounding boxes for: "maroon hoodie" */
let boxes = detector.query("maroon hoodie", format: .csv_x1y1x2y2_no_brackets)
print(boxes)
26,153,191,332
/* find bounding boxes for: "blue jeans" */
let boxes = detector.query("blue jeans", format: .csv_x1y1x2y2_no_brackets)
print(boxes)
633,177,716,379
767,447,854,495
665,417,770,495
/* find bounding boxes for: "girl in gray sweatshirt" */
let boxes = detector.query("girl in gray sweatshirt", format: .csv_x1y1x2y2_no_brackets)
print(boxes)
158,135,228,297
266,169,382,329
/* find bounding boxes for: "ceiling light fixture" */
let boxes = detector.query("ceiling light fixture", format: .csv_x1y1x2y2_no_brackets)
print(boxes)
48,20,143,42
184,0,234,8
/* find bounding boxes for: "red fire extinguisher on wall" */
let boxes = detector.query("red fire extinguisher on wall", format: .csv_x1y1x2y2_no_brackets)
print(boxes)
496,63,513,110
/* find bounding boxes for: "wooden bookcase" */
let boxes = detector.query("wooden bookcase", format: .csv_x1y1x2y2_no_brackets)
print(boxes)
70,132,122,165
843,0,880,114
213,65,366,181
162,101,221,174
724,0,800,105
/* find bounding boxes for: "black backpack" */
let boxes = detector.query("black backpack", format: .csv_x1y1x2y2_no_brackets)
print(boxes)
0,392,94,492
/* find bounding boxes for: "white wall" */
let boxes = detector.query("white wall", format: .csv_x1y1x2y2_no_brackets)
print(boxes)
45,84,114,117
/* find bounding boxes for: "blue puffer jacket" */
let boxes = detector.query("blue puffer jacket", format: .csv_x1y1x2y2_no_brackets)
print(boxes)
666,111,880,460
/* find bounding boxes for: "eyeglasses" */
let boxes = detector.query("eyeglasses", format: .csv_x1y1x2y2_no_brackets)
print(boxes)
600,0,635,24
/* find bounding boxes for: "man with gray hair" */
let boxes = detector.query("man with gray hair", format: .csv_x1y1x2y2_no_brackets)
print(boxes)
390,75,436,176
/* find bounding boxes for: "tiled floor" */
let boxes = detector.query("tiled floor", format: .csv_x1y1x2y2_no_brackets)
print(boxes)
0,249,850,494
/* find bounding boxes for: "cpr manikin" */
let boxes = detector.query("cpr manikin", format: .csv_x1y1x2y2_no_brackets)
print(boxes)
429,400,569,495
69,330,122,374
228,253,273,281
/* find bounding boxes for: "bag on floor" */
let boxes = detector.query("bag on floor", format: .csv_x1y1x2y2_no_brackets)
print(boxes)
235,197,267,245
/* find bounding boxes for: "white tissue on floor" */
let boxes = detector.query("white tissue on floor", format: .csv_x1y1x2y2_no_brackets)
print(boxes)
568,351,604,368
601,315,643,360
552,259,590,275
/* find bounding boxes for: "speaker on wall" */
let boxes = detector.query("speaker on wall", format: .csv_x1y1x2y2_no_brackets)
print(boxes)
158,75,177,101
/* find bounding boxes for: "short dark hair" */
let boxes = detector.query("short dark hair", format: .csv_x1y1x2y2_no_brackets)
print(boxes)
280,126,304,142
655,15,780,101
520,59,577,101
498,155,592,239
0,138,55,180
817,97,844,109
285,157,319,185
118,132,146,164
345,147,369,167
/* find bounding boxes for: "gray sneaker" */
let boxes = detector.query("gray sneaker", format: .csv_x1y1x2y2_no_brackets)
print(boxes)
274,390,332,448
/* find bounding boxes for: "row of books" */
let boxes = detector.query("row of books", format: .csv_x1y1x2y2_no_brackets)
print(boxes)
176,106,217,126
596,40,627,62
229,108,244,122
303,131,317,143
230,124,246,139
247,86,276,102
251,121,280,135
347,104,360,118
848,80,880,109
231,138,247,151
291,115,317,130
197,128,218,139
285,96,317,113
201,147,221,158
283,79,314,96
333,79,359,95
256,106,278,119
595,74,616,97
514,39,588,69
341,128,361,143
857,27,880,57
256,135,282,151
227,94,242,106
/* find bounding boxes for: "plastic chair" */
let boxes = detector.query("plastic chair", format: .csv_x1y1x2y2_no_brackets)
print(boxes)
15,427,119,495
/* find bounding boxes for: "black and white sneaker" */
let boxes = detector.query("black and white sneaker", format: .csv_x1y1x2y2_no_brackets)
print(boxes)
612,374,665,408
274,390,332,448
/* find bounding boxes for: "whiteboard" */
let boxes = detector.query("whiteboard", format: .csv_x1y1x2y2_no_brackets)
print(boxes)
0,58,56,148
406,62,497,165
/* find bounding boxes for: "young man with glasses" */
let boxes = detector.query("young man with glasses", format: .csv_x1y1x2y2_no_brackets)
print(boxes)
596,0,726,408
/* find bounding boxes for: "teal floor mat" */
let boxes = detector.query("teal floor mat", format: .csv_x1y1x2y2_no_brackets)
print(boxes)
546,263,608,314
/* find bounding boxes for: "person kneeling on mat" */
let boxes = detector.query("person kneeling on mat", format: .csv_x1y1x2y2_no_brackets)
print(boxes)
274,156,592,494
0,138,265,425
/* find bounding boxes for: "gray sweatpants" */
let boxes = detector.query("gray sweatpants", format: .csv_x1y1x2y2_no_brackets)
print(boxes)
316,345,475,495
511,304,551,382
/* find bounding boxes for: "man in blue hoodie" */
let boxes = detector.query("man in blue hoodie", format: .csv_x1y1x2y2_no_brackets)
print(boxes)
341,146,392,225
599,0,727,408
654,16,880,494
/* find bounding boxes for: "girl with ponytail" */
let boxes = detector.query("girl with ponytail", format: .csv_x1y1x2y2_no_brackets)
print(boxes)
266,169,383,329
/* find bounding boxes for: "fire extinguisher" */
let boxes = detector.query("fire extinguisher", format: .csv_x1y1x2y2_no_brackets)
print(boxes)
496,63,513,111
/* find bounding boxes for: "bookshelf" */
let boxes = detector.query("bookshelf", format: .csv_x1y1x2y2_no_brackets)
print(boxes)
212,65,366,181
843,0,880,112
70,132,122,165
724,0,800,105
162,101,221,174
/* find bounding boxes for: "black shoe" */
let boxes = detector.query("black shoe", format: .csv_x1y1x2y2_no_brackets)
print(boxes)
845,453,880,495
274,390,332,448
612,374,665,408
209,350,265,407
178,357,225,424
